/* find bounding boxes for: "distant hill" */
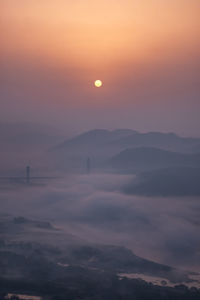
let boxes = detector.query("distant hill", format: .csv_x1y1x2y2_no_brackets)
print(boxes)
55,129,200,155
51,129,139,171
109,131,200,152
54,129,137,153
123,167,200,196
51,129,200,172
108,147,200,173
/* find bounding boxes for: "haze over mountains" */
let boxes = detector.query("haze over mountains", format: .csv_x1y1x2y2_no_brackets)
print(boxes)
1,0,199,298
123,167,200,196
55,128,200,155
1,123,200,299
50,128,200,175
108,147,200,173
1,122,200,159
1,122,200,195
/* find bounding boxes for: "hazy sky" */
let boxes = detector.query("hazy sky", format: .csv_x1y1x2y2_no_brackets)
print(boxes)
1,0,200,136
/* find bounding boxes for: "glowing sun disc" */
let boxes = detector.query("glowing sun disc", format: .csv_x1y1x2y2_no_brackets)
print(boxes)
94,80,102,87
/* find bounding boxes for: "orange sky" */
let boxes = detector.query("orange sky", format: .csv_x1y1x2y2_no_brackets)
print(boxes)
2,0,200,73
1,0,200,135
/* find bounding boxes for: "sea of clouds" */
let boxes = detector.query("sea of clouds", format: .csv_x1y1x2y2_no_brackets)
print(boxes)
1,173,200,272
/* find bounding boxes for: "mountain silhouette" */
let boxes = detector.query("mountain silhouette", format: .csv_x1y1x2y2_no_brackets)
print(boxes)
108,147,200,173
123,167,200,196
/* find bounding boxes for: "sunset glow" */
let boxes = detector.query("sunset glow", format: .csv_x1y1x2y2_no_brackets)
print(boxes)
1,4,200,295
2,1,200,73
1,0,200,135
94,80,102,88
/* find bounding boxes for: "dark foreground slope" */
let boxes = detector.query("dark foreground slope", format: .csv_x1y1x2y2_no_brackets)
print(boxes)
1,275,200,300
0,215,200,300
0,215,192,283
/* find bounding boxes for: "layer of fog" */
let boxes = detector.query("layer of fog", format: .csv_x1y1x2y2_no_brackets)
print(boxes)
1,173,200,272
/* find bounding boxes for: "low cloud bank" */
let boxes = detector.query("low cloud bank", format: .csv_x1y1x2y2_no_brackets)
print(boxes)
1,173,200,271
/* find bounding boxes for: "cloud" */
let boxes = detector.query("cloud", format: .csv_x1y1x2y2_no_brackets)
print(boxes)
1,173,200,272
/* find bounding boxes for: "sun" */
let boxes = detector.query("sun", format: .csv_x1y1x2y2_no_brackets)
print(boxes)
94,80,102,88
